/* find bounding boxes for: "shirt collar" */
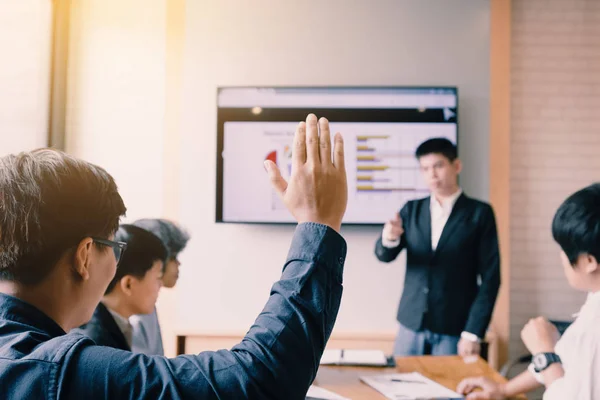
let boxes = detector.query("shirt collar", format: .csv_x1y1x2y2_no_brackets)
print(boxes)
584,291,600,307
431,188,463,212
0,293,66,338
104,305,132,335
573,291,600,318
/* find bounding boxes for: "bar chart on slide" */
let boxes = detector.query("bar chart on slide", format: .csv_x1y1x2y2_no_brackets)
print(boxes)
355,134,426,195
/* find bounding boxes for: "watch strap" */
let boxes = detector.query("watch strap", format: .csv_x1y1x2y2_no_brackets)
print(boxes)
533,352,562,372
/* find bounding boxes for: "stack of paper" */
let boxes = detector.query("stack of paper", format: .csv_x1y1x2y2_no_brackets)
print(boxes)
360,372,462,399
320,349,389,367
306,384,350,400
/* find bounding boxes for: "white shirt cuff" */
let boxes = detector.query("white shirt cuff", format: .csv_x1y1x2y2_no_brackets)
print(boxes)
528,362,545,384
381,236,401,248
460,331,481,343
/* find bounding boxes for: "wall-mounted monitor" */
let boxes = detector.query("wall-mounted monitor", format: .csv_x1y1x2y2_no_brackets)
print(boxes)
216,86,458,225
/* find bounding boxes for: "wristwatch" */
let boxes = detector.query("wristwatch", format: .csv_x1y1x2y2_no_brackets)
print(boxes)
532,352,562,373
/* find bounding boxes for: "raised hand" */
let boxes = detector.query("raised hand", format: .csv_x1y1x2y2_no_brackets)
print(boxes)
383,213,404,241
264,114,348,232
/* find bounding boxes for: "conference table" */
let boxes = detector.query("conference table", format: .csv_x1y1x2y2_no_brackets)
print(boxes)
313,355,526,399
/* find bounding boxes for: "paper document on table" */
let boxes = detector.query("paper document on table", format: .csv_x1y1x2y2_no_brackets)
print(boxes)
305,384,350,400
320,349,389,366
360,372,463,399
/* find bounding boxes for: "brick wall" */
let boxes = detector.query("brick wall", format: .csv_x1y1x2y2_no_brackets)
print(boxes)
510,0,600,359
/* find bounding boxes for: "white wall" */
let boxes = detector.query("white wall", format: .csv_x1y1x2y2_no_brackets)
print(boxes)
176,0,491,334
0,1,52,154
66,0,166,222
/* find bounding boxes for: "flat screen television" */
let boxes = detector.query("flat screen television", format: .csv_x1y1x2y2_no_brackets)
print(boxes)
216,86,458,225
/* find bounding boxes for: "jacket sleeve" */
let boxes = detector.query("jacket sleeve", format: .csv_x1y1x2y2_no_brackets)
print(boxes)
463,205,501,338
65,222,347,400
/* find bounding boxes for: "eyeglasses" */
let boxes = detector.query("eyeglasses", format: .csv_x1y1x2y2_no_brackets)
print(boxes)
92,237,127,266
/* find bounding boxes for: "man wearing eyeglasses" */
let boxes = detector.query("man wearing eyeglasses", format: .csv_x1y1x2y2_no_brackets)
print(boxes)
0,114,348,399
75,225,167,351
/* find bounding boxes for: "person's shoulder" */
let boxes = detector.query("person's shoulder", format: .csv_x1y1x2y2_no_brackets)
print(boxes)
74,305,115,346
461,193,487,206
130,309,160,330
58,336,159,398
402,196,429,210
82,304,108,329
555,312,600,359
0,330,94,398
411,195,430,205
462,194,494,213
30,330,93,364
397,196,429,220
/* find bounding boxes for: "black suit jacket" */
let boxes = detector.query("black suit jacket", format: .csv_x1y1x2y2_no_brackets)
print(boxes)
75,302,131,351
375,193,500,338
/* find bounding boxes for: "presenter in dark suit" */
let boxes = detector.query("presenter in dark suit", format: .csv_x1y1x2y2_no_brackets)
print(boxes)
375,138,500,357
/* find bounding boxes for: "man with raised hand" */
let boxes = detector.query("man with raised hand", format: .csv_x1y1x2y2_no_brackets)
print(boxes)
0,113,347,399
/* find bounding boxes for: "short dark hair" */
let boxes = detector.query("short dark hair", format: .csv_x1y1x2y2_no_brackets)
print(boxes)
0,149,126,285
132,219,190,259
415,138,457,162
105,224,168,294
552,183,600,266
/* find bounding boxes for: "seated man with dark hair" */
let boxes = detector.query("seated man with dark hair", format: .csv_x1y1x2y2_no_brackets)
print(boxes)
457,183,600,400
0,114,348,399
76,224,167,351
129,218,189,355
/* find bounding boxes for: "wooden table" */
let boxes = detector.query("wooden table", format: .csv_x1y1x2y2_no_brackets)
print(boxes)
314,355,526,399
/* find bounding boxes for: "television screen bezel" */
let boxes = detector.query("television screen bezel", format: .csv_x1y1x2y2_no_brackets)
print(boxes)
215,85,459,226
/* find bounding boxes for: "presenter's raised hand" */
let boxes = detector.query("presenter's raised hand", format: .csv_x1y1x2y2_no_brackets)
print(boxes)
264,114,347,232
383,213,404,241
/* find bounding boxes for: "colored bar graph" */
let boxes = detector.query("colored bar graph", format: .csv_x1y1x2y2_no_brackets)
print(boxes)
357,155,377,161
357,165,389,171
357,187,421,192
356,176,392,184
354,133,424,195
356,135,390,141
356,145,375,151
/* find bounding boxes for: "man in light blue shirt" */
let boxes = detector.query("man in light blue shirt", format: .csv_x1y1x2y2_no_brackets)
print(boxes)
130,218,190,355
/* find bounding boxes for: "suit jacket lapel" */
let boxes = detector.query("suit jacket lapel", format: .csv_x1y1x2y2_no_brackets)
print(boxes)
434,193,469,255
96,302,131,351
419,197,433,254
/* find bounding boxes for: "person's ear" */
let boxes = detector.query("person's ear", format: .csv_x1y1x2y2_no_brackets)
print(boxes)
119,275,135,296
73,237,94,281
453,159,462,174
582,254,599,274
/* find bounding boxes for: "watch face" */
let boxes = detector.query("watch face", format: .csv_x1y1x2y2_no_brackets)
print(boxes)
533,353,548,369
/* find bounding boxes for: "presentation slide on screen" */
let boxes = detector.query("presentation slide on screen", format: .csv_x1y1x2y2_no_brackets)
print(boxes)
221,121,456,224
